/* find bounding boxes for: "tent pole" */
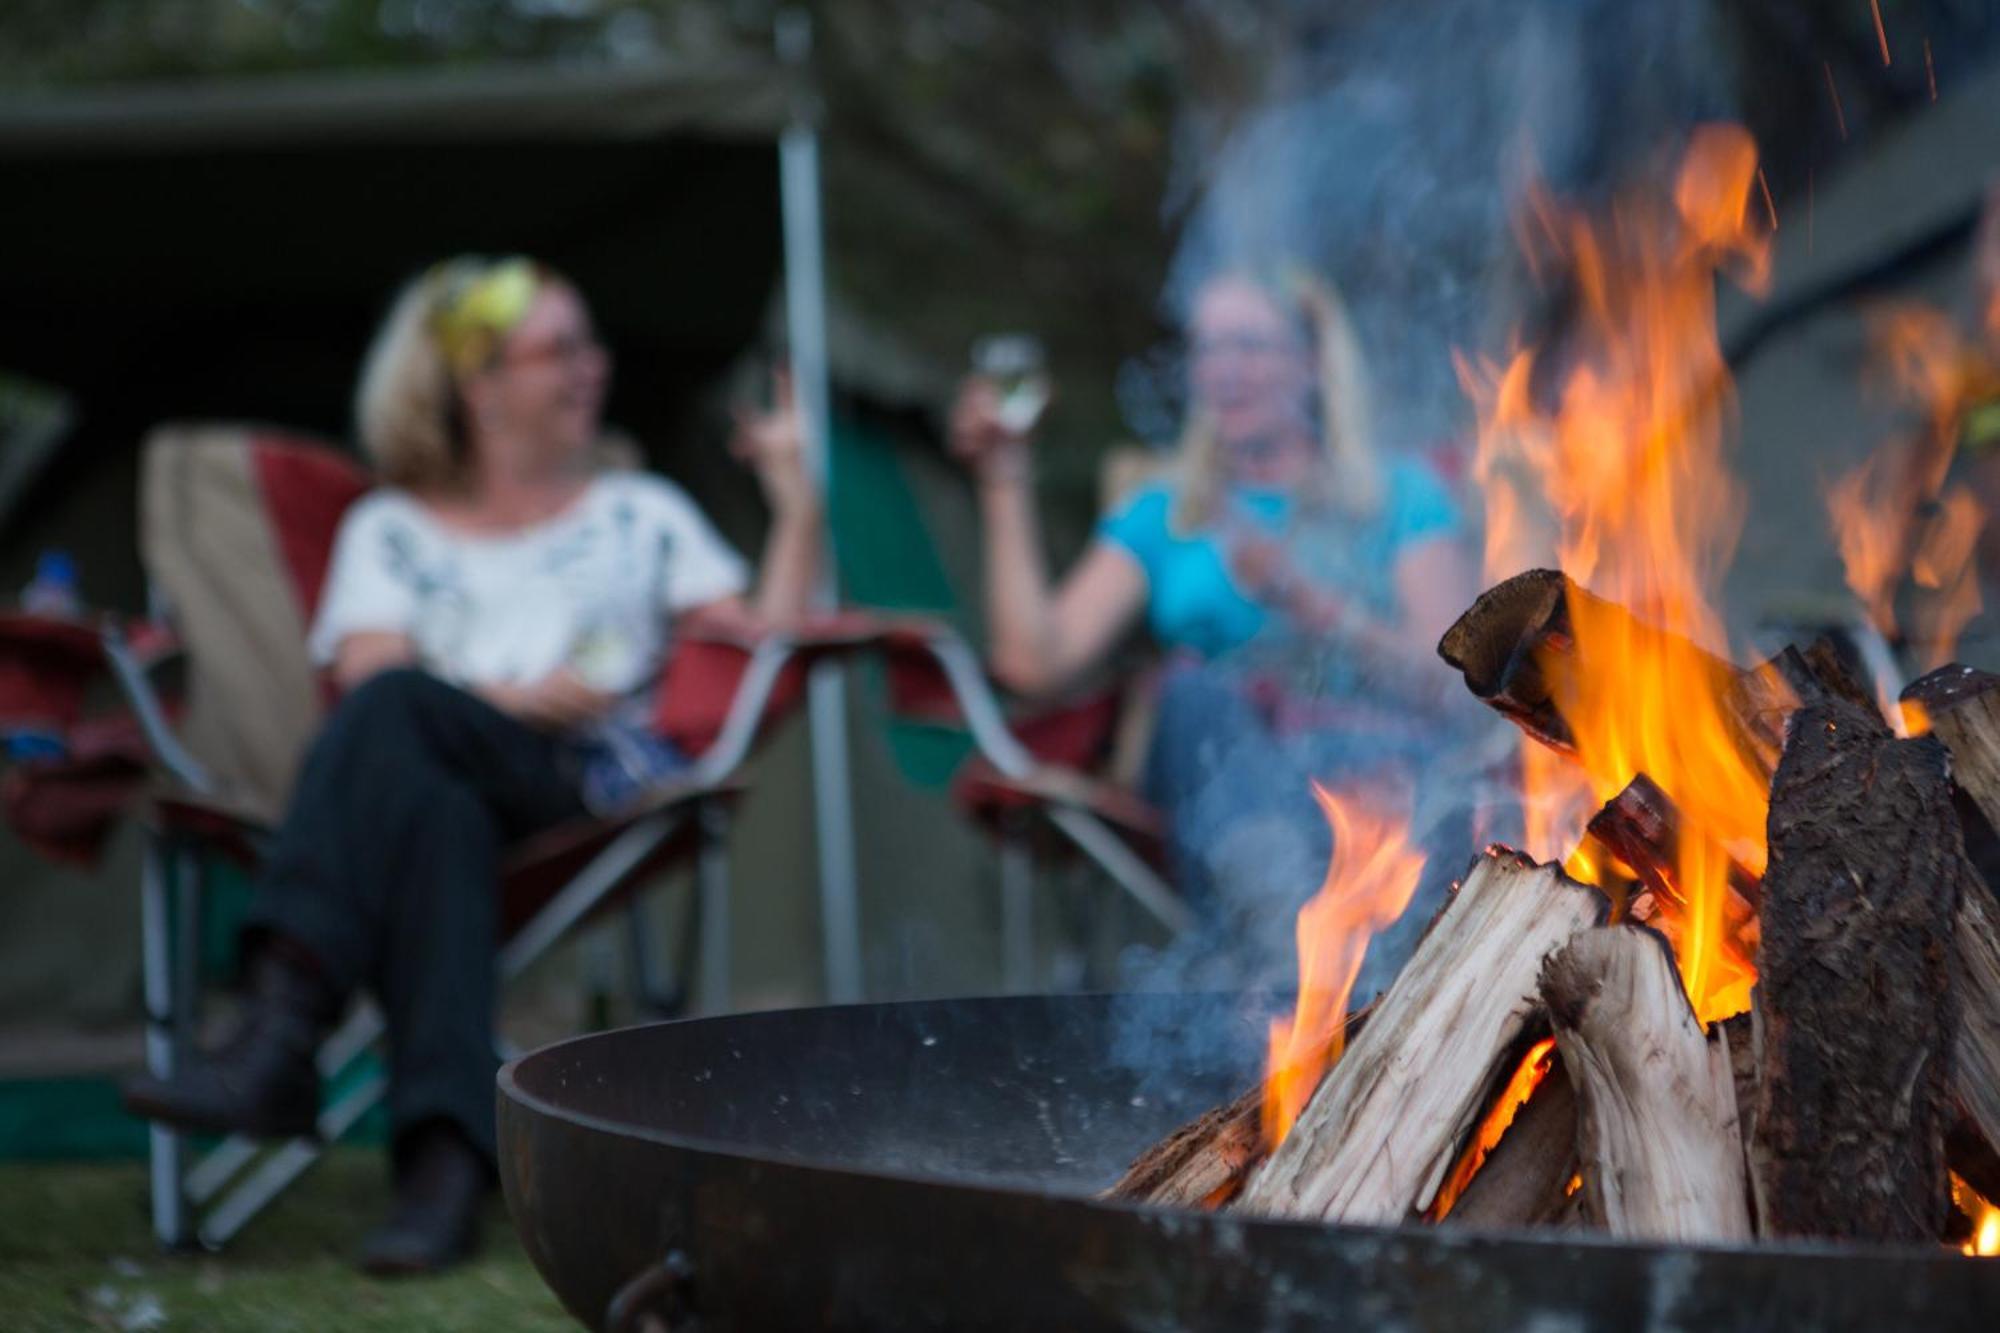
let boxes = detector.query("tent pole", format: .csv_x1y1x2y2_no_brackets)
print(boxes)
779,10,864,1004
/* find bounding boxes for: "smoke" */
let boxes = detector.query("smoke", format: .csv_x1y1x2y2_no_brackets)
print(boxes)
1121,0,1733,452
1105,0,1734,1089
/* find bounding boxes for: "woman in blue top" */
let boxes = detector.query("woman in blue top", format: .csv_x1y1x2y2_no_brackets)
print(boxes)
952,268,1473,970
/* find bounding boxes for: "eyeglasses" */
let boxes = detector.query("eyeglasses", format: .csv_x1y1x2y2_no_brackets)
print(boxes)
1188,331,1301,362
497,333,609,372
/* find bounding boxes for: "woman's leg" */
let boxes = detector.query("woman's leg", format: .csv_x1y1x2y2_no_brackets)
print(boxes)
246,668,583,1160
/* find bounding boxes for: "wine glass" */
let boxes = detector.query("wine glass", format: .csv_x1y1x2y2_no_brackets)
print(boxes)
970,333,1052,435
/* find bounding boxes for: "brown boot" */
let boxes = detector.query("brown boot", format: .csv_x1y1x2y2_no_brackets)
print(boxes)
121,944,340,1140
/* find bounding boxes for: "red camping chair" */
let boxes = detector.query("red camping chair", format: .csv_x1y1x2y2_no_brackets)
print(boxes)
764,613,1191,991
0,426,806,1252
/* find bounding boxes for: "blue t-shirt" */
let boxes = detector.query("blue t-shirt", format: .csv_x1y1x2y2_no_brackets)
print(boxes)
1097,458,1461,661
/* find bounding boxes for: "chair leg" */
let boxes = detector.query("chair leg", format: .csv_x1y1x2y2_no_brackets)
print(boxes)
998,818,1035,994
139,836,191,1250
696,802,731,1015
625,894,685,1019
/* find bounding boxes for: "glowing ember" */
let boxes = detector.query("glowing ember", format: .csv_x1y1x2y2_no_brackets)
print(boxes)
1870,0,1892,66
1429,1037,1557,1221
1461,124,1774,1025
1261,784,1426,1150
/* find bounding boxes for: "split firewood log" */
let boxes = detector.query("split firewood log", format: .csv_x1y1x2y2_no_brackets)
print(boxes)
1751,697,1962,1243
1435,1061,1579,1231
1104,1007,1373,1209
1540,925,1751,1243
1234,848,1605,1224
1583,773,1761,940
1898,665,2000,1194
1102,1084,1262,1209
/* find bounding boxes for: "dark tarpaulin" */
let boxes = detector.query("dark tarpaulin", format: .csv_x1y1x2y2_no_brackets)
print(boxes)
0,60,792,536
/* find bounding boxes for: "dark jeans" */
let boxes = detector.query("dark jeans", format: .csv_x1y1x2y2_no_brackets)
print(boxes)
245,668,585,1165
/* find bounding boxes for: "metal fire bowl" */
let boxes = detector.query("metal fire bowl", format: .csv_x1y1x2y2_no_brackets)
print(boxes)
498,993,1998,1331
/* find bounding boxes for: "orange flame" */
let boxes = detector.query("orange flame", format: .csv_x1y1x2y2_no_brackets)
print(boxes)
1824,304,1995,664
1261,783,1426,1150
1461,125,1773,1025
1429,1037,1556,1220
1953,1174,2000,1258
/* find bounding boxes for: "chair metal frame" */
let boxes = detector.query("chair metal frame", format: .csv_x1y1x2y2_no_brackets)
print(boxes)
84,608,1177,1249
109,625,802,1251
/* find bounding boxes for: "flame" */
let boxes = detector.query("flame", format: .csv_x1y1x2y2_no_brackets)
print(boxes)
1824,304,1996,664
1462,125,1773,1025
1953,1174,2000,1258
1261,783,1426,1150
1429,1037,1557,1220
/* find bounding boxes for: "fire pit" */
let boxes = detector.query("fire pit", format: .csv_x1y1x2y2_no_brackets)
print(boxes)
497,993,1995,1331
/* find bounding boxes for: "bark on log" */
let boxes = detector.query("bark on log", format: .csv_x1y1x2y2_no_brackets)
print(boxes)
1436,1063,1580,1231
1751,697,1962,1243
1541,925,1751,1243
1898,664,2000,1194
1103,1084,1263,1208
1234,848,1606,1224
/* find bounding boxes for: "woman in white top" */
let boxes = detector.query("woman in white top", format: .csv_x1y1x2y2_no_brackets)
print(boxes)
123,256,818,1274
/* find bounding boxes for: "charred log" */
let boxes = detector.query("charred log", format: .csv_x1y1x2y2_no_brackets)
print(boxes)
1541,925,1751,1243
1750,698,1962,1243
1436,1063,1580,1231
1584,773,1762,917
1235,848,1605,1225
1435,569,1784,772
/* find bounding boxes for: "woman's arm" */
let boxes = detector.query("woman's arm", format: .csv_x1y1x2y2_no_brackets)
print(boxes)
726,369,824,632
329,630,417,694
955,380,1148,697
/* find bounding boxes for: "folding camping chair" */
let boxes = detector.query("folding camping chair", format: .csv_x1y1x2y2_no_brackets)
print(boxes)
0,425,806,1251
781,613,1192,992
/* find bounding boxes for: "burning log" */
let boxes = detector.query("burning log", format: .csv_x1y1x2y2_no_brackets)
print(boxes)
1436,1063,1579,1231
1234,848,1605,1225
1896,665,2000,1195
1106,1007,1374,1209
1751,697,1962,1243
1540,925,1751,1243
1435,568,1784,772
1584,773,1762,922
1103,1084,1262,1209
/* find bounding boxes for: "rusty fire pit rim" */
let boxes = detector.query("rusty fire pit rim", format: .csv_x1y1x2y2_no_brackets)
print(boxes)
496,994,1990,1270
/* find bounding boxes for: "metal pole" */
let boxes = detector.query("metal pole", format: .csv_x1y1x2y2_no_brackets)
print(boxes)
779,9,864,1003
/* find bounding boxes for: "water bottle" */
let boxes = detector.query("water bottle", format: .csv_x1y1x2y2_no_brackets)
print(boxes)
6,550,80,762
21,549,81,618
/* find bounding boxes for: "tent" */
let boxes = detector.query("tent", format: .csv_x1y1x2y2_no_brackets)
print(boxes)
0,60,794,545
0,55,926,1086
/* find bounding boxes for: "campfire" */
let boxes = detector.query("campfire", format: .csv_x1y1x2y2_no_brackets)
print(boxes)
1109,125,2000,1256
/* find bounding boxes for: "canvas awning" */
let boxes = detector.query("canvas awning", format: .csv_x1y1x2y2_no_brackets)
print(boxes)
0,60,797,507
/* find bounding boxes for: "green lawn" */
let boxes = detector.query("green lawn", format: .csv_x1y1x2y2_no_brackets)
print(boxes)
0,1150,575,1332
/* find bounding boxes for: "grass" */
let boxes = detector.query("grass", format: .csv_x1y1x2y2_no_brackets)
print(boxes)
0,1149,575,1332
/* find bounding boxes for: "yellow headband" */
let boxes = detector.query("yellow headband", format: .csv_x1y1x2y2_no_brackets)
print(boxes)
427,255,540,376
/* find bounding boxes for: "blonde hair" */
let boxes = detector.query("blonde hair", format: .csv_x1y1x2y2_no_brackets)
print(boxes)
353,257,549,493
1169,267,1381,534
